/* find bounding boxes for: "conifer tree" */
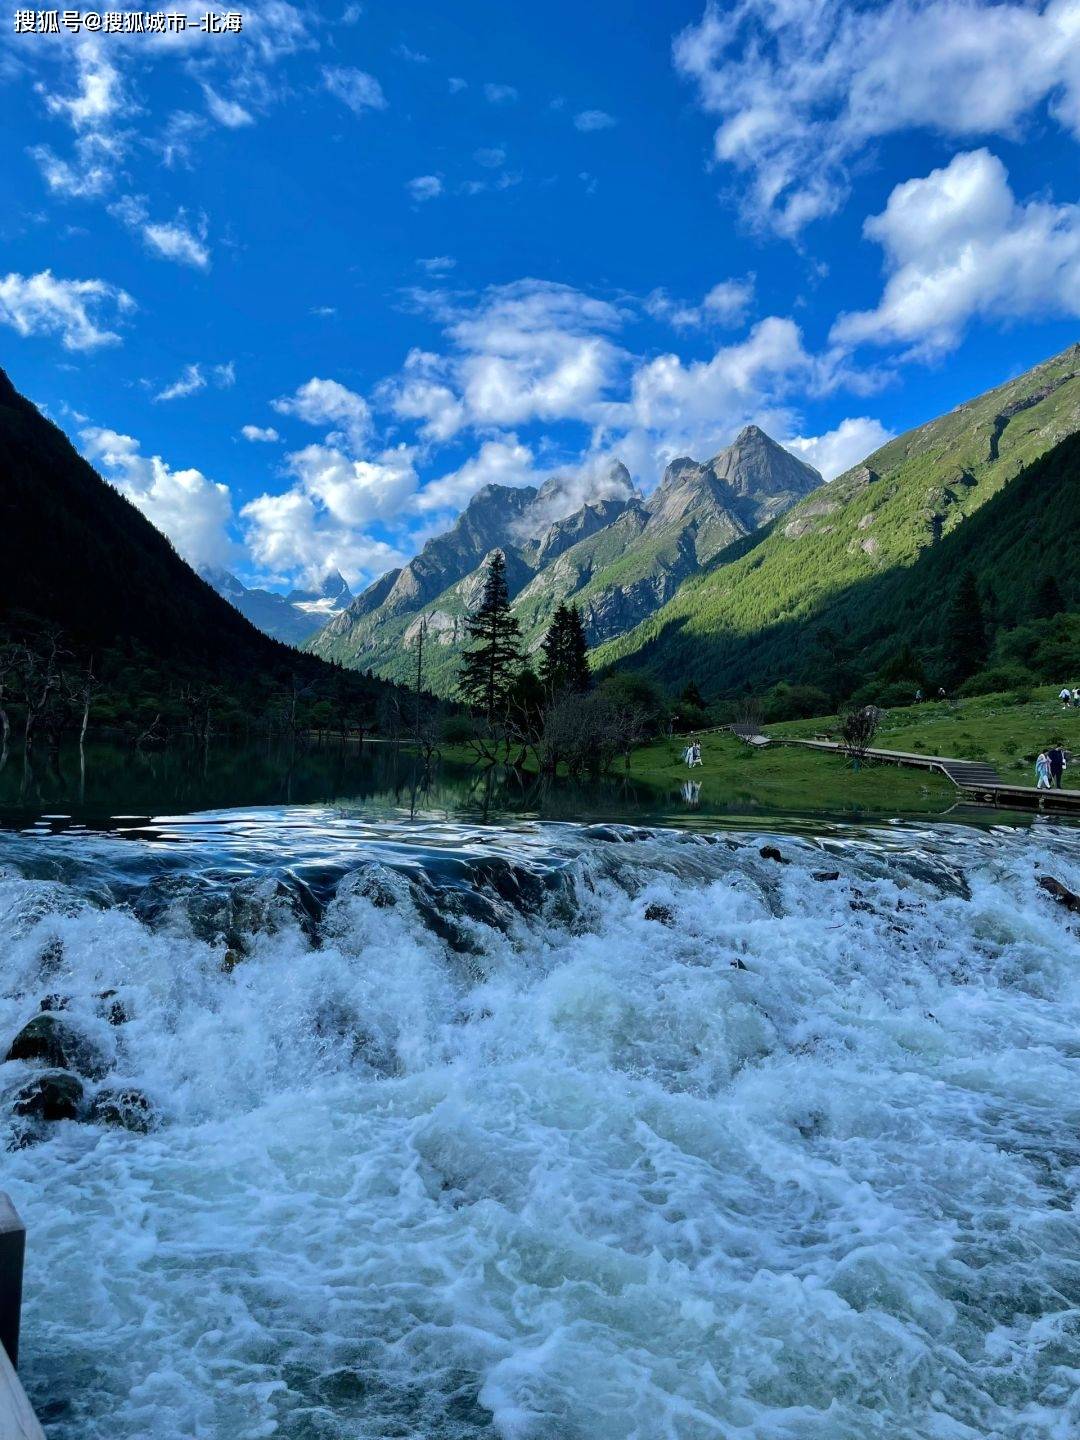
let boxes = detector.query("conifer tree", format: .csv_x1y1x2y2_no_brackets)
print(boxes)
540,604,591,697
944,569,987,682
1033,573,1066,618
458,551,523,719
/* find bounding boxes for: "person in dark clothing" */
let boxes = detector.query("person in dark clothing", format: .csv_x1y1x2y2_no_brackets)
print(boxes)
1047,745,1068,789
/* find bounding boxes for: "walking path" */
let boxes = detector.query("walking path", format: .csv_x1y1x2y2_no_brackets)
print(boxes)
725,726,1080,810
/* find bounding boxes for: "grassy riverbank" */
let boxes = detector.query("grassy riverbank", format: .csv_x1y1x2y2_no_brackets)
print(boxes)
625,730,953,812
771,685,1078,781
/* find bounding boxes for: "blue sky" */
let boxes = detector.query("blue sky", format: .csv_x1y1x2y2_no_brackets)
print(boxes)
3,0,1079,593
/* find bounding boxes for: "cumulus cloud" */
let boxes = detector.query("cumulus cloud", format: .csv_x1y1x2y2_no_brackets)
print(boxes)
80,425,236,569
832,149,1080,356
0,269,134,350
484,83,518,104
784,416,894,480
323,66,388,114
412,438,538,513
646,275,755,329
474,146,507,168
272,376,373,451
241,424,281,442
418,256,456,274
574,109,616,132
383,279,629,440
39,41,125,131
240,445,415,585
406,174,443,202
675,0,1080,235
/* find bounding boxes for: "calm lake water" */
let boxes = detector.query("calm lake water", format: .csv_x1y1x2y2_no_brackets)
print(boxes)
0,736,1017,835
1,741,1078,1438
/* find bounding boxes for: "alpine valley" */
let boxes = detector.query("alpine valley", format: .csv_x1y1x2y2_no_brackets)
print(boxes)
307,426,823,694
302,343,1080,703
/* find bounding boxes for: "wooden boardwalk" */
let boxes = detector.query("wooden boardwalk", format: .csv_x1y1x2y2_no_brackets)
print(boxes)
774,735,1080,811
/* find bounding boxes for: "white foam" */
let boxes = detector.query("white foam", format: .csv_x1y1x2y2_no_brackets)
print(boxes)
0,823,1078,1438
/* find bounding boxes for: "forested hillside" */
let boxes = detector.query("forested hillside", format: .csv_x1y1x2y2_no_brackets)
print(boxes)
0,368,398,731
597,344,1080,704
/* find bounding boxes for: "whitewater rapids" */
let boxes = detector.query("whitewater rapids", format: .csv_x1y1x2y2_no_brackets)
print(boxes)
1,814,1078,1439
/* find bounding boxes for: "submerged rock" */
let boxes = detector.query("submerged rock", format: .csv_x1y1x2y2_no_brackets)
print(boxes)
96,990,128,1025
812,871,841,882
13,1069,84,1121
133,872,319,954
5,1014,108,1079
39,993,70,1012
89,1087,157,1133
644,903,674,925
1038,875,1080,913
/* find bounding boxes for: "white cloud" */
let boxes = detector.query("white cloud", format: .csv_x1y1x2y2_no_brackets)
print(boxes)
418,256,456,274
674,0,1080,236
574,110,616,132
407,174,443,202
484,83,518,104
111,195,211,269
80,425,236,569
39,41,125,131
310,305,337,317
383,280,628,440
831,149,1080,356
646,275,755,329
394,44,429,64
155,363,206,402
784,417,894,480
152,360,234,402
0,269,134,351
241,445,415,585
474,146,507,168
242,424,281,443
449,77,468,94
272,376,373,451
323,66,388,114
202,86,254,128
412,438,537,513
29,141,115,199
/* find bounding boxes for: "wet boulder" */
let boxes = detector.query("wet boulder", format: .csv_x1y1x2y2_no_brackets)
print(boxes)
5,1014,109,1079
644,903,675,925
39,994,71,1012
96,990,128,1025
89,1087,157,1133
134,872,319,954
1038,875,1080,914
13,1069,84,1122
812,871,841,883
759,845,787,864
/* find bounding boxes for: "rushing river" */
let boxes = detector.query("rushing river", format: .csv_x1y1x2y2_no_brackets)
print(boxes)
1,802,1079,1439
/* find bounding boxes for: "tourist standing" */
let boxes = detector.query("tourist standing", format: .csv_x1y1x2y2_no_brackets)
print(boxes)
1047,744,1068,789
1035,752,1052,789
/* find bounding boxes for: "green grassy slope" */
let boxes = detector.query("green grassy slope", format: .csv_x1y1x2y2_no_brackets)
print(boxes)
595,344,1080,694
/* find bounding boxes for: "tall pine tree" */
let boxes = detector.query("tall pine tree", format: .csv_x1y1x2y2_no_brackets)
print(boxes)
459,551,523,720
944,569,988,683
1033,573,1066,618
540,604,591,697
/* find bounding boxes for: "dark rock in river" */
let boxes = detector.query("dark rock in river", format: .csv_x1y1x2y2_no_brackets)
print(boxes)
13,1069,84,1121
644,903,674,925
5,1013,109,1079
96,990,128,1025
812,871,841,882
39,994,70,1012
134,872,320,953
759,846,786,864
1038,875,1080,913
89,1087,157,1132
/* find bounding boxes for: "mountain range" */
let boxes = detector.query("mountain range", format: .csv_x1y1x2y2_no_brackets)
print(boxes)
201,568,354,646
596,342,1080,695
308,426,823,692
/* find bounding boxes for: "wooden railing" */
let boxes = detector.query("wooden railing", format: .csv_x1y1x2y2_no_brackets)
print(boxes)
0,1195,44,1440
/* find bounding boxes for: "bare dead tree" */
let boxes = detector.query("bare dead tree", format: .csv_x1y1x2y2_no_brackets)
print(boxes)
838,703,881,767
